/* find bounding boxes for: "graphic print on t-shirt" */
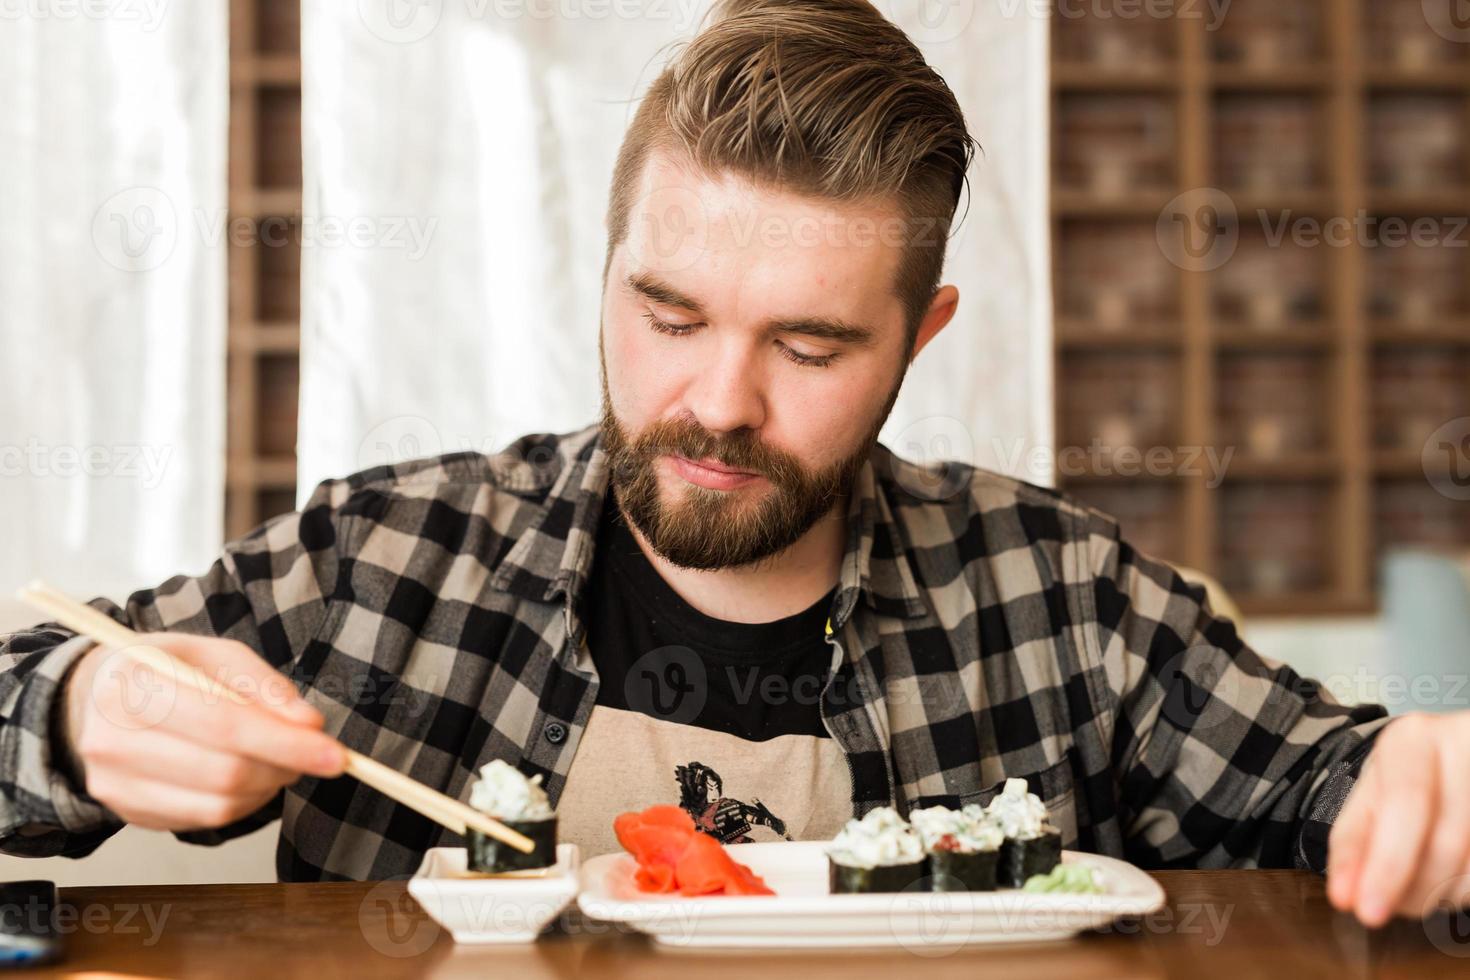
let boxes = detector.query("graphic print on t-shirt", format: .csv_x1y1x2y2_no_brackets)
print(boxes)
676,760,793,844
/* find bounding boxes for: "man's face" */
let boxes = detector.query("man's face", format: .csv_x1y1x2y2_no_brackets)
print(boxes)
600,150,915,570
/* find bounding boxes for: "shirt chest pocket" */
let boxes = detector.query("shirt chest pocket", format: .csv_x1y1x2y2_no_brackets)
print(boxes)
960,756,1078,849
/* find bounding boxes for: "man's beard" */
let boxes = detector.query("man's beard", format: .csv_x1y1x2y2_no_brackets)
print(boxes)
599,372,903,571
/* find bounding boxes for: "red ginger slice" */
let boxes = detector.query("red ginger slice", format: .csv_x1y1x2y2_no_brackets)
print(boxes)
614,805,775,897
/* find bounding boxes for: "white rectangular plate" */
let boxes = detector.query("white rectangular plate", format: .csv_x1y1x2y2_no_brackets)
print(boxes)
577,841,1165,949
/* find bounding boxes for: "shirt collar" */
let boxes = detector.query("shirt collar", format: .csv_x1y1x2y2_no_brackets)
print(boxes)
489,426,928,625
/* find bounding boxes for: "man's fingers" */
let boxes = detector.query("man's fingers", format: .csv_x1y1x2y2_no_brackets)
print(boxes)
170,688,345,777
88,773,280,832
81,725,299,797
1401,742,1470,917
1352,751,1436,927
1327,767,1376,912
142,633,322,726
83,666,345,779
1405,823,1470,919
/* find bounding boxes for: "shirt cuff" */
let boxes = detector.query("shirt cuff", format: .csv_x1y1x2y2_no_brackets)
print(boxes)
1294,725,1384,873
0,635,122,836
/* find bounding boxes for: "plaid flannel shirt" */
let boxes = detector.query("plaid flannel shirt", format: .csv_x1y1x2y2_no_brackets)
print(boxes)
0,424,1390,881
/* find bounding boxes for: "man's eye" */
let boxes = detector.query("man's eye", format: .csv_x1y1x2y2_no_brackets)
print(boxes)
777,341,839,368
642,311,700,336
641,311,837,367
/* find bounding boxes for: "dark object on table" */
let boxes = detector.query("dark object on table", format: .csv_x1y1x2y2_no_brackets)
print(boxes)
0,880,61,968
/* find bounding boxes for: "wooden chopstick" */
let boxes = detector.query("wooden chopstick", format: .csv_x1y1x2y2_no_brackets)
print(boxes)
17,581,535,855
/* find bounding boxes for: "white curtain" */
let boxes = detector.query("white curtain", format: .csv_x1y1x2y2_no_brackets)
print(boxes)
299,1,1051,490
0,6,228,600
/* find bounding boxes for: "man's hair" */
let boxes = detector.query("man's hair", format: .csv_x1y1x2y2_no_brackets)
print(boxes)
603,0,978,350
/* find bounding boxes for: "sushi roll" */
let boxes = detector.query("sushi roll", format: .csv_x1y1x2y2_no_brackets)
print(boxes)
826,807,929,894
909,804,1003,892
986,777,1062,887
466,759,558,873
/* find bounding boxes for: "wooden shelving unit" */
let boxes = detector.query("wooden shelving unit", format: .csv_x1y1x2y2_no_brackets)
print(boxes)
1051,0,1470,615
227,0,302,539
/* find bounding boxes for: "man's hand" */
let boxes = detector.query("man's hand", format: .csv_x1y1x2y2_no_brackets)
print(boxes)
1327,712,1470,926
61,632,347,831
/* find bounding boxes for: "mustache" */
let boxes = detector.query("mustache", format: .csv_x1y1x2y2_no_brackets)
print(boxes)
631,417,803,486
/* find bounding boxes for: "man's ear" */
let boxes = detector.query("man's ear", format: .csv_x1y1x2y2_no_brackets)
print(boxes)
910,284,959,362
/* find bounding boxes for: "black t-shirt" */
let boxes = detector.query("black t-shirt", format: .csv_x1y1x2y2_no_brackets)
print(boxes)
586,498,837,738
553,497,854,854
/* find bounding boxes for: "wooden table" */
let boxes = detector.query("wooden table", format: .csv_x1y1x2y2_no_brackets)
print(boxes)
20,871,1470,978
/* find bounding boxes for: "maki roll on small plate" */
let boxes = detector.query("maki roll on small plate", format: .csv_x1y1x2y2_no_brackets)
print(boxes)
909,804,1003,892
466,760,559,873
986,778,1062,888
825,807,929,894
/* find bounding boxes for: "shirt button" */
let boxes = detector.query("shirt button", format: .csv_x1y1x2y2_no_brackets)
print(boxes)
543,722,567,744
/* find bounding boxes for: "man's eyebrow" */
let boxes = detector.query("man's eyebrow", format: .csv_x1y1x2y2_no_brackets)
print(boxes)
625,272,707,317
626,270,877,346
771,317,875,345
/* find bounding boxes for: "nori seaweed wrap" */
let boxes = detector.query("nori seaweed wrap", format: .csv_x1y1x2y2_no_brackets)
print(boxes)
928,844,999,892
468,817,559,873
827,856,931,894
995,829,1061,888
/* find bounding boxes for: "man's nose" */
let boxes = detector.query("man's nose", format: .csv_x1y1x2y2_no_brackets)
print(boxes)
685,341,767,436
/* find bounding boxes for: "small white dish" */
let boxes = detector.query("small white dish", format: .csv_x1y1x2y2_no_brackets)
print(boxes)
577,841,1165,950
408,843,580,944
